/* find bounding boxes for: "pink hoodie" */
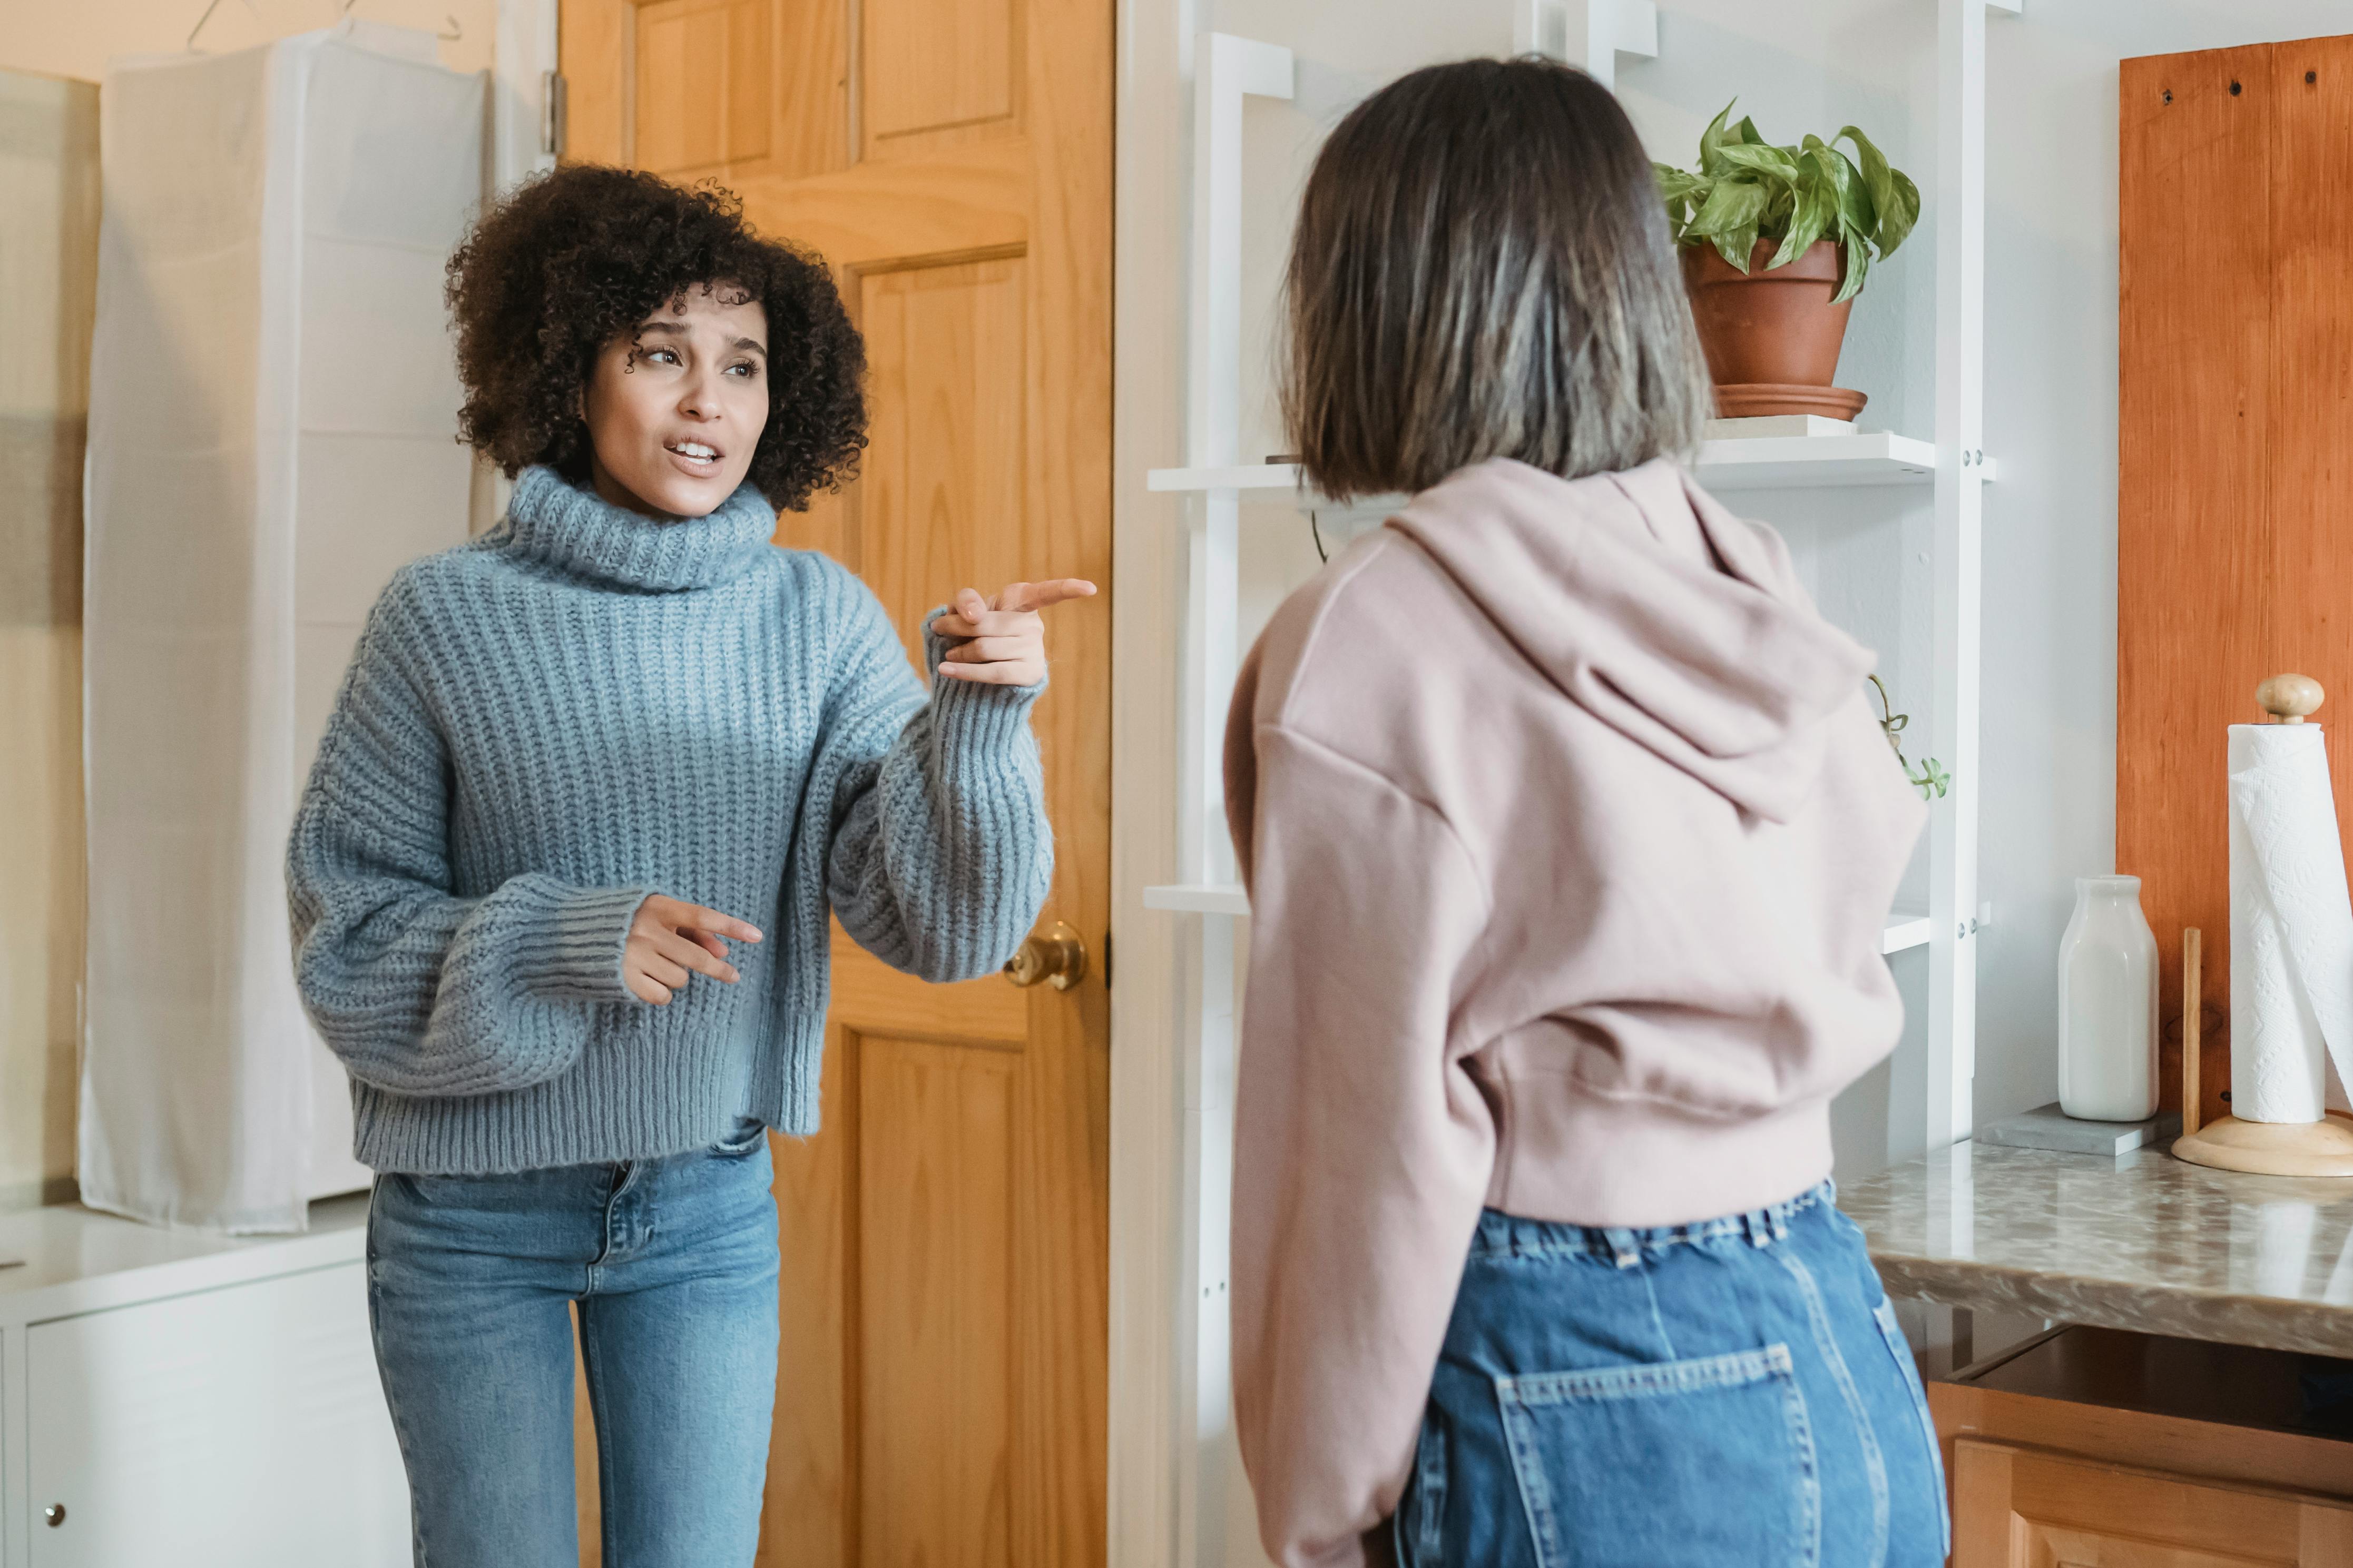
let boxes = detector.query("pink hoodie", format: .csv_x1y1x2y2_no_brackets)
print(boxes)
1223,457,1926,1568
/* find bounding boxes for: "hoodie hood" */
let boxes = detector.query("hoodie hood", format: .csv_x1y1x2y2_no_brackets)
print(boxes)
1383,457,1874,823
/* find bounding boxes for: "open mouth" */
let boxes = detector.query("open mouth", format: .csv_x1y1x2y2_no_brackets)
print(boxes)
665,439,723,470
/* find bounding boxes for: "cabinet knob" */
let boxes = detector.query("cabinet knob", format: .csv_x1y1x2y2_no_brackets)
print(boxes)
1004,921,1087,991
44,1503,65,1526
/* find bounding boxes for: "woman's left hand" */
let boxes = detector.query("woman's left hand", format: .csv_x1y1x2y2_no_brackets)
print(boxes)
934,579,1097,686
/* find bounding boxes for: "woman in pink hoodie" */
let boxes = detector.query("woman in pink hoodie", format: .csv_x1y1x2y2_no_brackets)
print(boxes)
1225,58,1945,1568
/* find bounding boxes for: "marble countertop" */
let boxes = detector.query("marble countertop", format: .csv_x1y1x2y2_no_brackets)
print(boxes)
1841,1139,2353,1357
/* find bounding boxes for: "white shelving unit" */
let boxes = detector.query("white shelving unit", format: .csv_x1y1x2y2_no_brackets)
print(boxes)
1142,9,2010,1560
1150,434,1996,499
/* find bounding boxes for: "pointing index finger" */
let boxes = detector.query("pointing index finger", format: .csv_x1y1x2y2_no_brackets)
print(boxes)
998,578,1098,614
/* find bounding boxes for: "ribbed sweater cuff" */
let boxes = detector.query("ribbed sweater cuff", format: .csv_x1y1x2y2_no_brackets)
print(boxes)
924,613,1047,745
507,883,653,1003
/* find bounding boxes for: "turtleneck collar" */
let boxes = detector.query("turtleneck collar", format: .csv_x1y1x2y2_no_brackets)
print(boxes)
497,466,777,591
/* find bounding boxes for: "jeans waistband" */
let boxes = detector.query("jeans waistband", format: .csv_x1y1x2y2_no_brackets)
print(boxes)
1472,1180,1837,1269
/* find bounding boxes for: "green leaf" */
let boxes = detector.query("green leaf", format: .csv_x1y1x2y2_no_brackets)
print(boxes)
1716,142,1800,182
1734,114,1768,146
1686,177,1768,246
1880,167,1922,258
1832,153,1877,241
1835,126,1894,224
1770,177,1832,268
1807,144,1855,211
1829,221,1869,303
1712,221,1761,271
1654,163,1705,196
1654,164,1710,239
1698,100,1739,175
1834,125,1915,258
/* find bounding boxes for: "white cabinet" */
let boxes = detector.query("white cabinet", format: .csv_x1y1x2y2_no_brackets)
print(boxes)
0,1194,401,1567
26,1263,406,1567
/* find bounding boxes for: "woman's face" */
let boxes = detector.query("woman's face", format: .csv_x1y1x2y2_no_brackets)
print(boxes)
584,283,770,520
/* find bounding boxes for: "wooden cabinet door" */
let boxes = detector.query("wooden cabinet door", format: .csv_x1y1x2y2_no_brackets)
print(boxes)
1953,1438,2353,1567
555,6,1113,1566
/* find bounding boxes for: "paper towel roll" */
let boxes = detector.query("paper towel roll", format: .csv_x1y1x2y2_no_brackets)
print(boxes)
2228,723,2353,1121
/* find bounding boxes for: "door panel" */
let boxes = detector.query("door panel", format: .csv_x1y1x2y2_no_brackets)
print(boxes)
859,257,1027,663
861,0,1019,152
558,2,1110,1565
860,1032,1020,1566
633,0,771,177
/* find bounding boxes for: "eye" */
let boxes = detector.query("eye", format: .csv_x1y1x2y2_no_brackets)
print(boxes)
643,347,681,366
725,360,760,377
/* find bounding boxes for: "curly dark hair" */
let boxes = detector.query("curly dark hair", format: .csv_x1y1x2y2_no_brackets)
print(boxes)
445,164,866,510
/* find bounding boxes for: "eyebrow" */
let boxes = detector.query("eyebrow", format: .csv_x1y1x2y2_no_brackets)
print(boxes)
635,320,768,355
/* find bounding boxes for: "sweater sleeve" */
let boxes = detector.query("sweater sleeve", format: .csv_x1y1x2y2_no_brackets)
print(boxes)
1229,725,1497,1568
813,579,1052,982
285,587,652,1098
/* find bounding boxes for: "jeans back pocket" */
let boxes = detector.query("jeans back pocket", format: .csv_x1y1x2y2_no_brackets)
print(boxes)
1496,1343,1818,1568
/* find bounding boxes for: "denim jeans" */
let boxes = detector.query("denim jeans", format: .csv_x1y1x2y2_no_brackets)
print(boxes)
1395,1184,1948,1568
365,1121,780,1567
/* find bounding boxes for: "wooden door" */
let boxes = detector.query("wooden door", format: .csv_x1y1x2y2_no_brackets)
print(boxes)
1951,1439,2353,1566
2117,35,2353,1125
556,5,1112,1565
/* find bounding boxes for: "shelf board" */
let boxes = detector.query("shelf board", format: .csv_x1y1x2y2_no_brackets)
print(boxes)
1881,912,1934,955
1143,882,1250,916
1146,464,1303,492
1149,437,1995,502
1697,432,1995,490
1152,882,1936,955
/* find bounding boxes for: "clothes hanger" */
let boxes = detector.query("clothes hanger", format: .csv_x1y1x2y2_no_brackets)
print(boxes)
341,0,465,42
185,0,260,51
188,0,460,51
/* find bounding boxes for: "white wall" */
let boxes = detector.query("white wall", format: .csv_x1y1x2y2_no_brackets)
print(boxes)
0,0,497,82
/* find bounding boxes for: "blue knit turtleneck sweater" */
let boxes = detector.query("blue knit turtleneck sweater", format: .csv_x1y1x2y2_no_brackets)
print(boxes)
285,467,1051,1175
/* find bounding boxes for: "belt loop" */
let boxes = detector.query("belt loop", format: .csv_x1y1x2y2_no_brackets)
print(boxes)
1745,1208,1774,1249
1602,1227,1642,1269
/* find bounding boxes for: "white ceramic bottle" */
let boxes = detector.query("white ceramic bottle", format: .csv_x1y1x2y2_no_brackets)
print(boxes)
2056,874,2160,1121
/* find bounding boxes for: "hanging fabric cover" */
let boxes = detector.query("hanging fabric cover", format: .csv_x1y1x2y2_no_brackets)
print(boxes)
81,23,482,1231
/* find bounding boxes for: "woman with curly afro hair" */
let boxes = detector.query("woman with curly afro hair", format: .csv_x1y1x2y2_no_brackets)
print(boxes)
285,164,1092,1566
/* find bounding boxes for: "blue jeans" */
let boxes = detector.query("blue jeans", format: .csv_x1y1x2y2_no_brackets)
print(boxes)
365,1122,780,1567
1395,1184,1948,1568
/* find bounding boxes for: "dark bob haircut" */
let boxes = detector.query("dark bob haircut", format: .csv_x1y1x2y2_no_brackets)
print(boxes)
445,164,866,511
1281,57,1711,501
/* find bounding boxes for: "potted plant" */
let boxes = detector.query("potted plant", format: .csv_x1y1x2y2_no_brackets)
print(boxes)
1654,104,1920,420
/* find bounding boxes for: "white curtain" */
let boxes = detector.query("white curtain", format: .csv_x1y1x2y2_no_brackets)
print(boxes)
82,23,482,1232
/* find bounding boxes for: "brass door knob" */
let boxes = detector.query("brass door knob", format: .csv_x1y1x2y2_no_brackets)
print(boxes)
1004,921,1087,991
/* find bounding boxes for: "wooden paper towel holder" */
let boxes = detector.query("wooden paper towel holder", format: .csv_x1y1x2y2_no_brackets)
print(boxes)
2171,674,2353,1177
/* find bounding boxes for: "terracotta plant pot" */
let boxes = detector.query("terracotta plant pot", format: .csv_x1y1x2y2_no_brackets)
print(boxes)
1681,239,1866,419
